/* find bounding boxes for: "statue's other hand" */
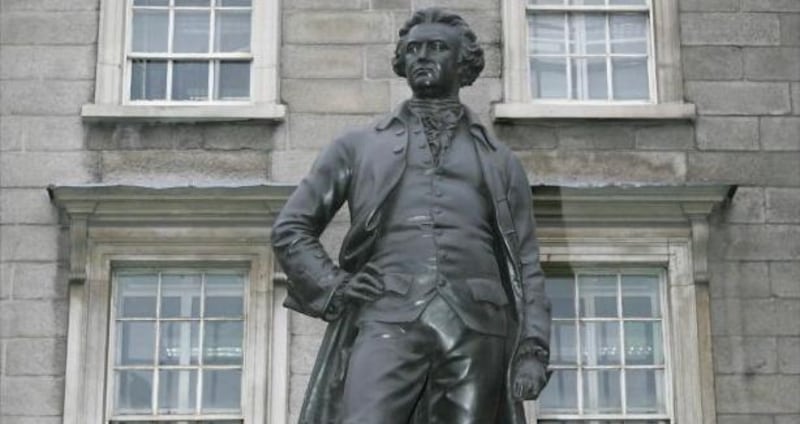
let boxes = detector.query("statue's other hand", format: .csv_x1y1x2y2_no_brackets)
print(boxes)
511,357,551,401
341,263,384,303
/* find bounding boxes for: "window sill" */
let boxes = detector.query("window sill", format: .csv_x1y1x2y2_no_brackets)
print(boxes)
81,103,287,123
491,102,696,121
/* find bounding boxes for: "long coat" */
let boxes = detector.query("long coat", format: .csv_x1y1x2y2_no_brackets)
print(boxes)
271,103,551,424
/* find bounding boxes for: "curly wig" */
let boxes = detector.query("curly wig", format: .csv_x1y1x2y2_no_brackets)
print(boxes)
392,8,485,87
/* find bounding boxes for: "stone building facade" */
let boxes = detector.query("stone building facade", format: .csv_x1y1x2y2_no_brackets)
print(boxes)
0,0,798,423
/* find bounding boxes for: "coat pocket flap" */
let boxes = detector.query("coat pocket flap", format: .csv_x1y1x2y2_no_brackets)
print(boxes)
382,274,412,295
466,278,509,305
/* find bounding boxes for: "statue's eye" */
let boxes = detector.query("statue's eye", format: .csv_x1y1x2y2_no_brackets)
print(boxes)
407,43,420,54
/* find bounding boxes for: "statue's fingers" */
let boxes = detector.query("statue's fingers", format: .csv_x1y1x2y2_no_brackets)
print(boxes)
359,273,384,291
351,280,383,297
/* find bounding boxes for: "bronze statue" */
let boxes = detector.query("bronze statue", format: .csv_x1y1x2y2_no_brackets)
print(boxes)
272,8,551,423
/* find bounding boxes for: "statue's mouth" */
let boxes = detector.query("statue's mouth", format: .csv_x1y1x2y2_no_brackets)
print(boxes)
412,67,435,79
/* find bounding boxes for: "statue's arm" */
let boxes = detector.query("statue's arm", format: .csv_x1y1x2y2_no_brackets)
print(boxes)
271,137,353,319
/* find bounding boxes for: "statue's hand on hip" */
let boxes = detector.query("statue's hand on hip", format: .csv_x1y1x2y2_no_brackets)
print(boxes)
340,263,385,303
511,356,552,401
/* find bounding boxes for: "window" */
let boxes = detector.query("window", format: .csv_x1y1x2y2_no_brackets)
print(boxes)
538,268,671,423
82,0,285,121
495,0,694,120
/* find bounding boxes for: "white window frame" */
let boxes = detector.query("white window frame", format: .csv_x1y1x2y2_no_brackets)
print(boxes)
82,0,285,122
495,0,695,120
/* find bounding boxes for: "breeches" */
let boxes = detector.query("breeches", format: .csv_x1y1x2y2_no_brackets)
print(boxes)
342,296,506,424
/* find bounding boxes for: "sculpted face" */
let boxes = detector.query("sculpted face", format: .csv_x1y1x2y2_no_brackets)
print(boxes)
403,23,462,98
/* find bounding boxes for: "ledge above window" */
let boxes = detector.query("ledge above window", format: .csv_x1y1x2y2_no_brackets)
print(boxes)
81,102,287,123
491,102,696,122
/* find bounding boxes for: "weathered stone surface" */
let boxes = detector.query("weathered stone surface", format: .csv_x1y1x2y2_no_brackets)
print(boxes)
494,123,558,150
558,124,635,150
282,45,363,79
713,336,778,374
683,47,743,81
717,375,800,413
0,81,93,116
290,334,322,374
696,117,759,150
284,11,393,44
770,261,800,297
686,82,791,115
681,13,780,46
0,152,96,187
5,339,66,376
0,376,64,416
270,150,317,183
688,153,800,186
793,83,800,114
761,117,800,150
634,123,694,150
711,297,743,336
767,188,800,223
516,151,686,186
203,123,280,151
742,0,800,12
415,0,498,10
782,14,800,45
87,123,203,150
0,226,62,262
283,0,366,9
713,298,800,337
459,77,502,119
717,415,779,424
724,187,766,224
0,46,94,81
283,79,390,113
0,189,59,224
370,0,410,10
289,373,310,422
11,262,66,300
100,151,269,185
679,0,739,12
0,263,11,299
366,44,398,79
778,337,800,373
289,113,376,149
0,300,68,337
455,10,501,44
0,0,97,11
0,418,62,424
710,261,770,298
722,225,800,261
0,11,97,44
777,416,800,424
290,310,327,337
0,116,84,152
744,48,800,81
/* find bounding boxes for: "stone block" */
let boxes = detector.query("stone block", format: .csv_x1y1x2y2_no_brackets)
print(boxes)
290,310,327,337
721,225,800,261
0,418,61,424
794,83,800,114
777,416,800,424
0,152,96,187
86,123,207,150
724,187,766,224
270,150,317,183
289,374,310,419
0,189,59,225
0,263,12,299
366,44,398,79
203,123,280,151
319,221,348,256
742,0,800,12
370,0,410,10
716,375,800,413
767,188,800,223
0,300,68,338
685,82,791,115
283,79,390,114
415,0,497,10
778,337,800,373
0,116,85,152
515,151,686,186
0,11,97,44
782,14,800,45
687,153,800,186
713,336,778,374
710,261,770,298
761,117,800,151
460,77,502,119
683,46,743,81
711,297,743,336
770,261,800,297
634,123,694,150
0,226,62,262
5,338,66,376
0,376,64,416
456,10,501,44
282,45,363,79
696,118,759,151
481,44,502,78
11,262,66,300
284,11,393,44
717,415,777,424
290,334,322,374
775,299,800,335
494,123,558,150
0,45,95,80
681,13,780,46
679,0,739,12
283,0,366,9
0,0,97,11
389,79,413,108
0,80,93,116
744,48,800,81
557,124,635,150
100,150,269,185
289,113,376,149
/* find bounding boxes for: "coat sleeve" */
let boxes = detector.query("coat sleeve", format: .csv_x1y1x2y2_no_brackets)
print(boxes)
506,153,551,358
271,137,353,320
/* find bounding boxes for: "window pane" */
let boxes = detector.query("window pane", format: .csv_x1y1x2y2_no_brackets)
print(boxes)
612,57,648,99
579,274,617,317
215,61,250,100
205,273,245,317
610,13,648,54
569,13,605,55
132,10,168,52
570,0,604,4
625,321,663,365
583,369,622,414
529,13,565,55
622,274,660,317
133,0,169,6
160,321,200,365
545,275,575,318
172,61,210,101
610,0,648,6
204,321,244,365
130,60,167,100
571,57,608,100
551,321,578,365
174,10,210,53
118,274,158,318
115,370,153,414
529,0,564,5
176,0,210,6
202,370,242,412
158,369,198,414
161,273,202,317
538,369,578,414
582,322,620,365
626,369,667,414
219,0,252,6
531,57,567,99
117,322,155,365
215,11,251,52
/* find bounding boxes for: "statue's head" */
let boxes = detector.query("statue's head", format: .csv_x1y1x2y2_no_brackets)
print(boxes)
393,8,485,98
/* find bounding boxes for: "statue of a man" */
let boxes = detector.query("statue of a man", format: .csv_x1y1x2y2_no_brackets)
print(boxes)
272,8,551,423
